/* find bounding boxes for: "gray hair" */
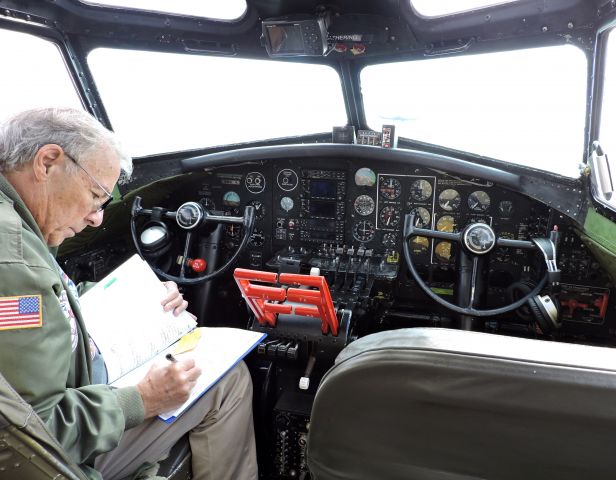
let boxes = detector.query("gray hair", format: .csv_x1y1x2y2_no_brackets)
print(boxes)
0,107,132,182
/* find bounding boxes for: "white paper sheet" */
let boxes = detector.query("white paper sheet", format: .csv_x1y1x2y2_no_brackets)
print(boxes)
111,327,266,422
79,254,197,383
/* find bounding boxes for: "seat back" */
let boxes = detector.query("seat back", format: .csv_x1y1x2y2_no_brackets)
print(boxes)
307,328,616,480
0,370,88,480
0,370,193,480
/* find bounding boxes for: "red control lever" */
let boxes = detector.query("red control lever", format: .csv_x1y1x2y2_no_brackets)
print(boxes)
187,258,207,273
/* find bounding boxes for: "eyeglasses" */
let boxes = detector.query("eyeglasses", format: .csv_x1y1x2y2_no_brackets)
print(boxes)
65,153,114,212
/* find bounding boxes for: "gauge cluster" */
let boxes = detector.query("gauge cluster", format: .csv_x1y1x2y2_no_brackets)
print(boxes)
167,159,556,290
177,161,553,274
345,169,548,268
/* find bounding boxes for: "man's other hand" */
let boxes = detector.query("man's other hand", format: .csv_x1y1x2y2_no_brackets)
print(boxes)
161,280,189,316
136,359,202,418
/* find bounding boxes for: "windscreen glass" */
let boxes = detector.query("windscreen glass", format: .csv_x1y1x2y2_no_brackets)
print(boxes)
599,29,616,163
79,0,246,20
0,29,82,119
410,0,520,17
88,48,346,157
361,44,587,178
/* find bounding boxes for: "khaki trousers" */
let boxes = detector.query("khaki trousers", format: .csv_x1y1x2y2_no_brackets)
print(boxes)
94,362,258,480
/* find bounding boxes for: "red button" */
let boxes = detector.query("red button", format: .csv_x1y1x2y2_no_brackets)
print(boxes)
188,258,207,273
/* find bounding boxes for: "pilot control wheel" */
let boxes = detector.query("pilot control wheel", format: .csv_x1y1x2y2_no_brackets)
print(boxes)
130,196,256,285
402,213,550,317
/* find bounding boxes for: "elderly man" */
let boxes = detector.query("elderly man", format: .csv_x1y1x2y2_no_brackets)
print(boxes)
0,108,257,479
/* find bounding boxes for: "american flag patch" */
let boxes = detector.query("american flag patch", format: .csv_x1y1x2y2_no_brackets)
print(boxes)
0,295,43,330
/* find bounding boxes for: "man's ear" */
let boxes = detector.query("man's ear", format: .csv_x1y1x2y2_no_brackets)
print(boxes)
32,144,64,181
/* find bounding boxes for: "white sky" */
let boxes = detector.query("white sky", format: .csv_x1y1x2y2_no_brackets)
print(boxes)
87,48,347,156
81,0,520,20
411,0,518,17
79,0,246,20
362,45,588,177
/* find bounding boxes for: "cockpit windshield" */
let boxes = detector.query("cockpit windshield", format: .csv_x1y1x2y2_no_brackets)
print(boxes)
87,48,347,157
361,44,587,178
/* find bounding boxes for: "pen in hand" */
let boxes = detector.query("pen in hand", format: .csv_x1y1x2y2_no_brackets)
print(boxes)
166,353,177,363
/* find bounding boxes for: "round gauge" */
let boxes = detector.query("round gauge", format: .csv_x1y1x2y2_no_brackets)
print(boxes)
277,169,299,192
247,200,266,219
410,236,429,254
379,206,401,227
435,241,454,262
280,196,294,212
438,189,461,211
199,197,216,210
222,191,240,207
436,215,456,233
498,200,514,217
353,220,376,242
249,228,265,247
410,207,431,228
354,167,377,187
382,232,397,247
245,172,266,194
354,195,375,216
468,190,491,212
409,179,433,202
379,176,402,200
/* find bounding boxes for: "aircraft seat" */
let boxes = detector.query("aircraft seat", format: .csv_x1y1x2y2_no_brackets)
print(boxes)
0,369,191,480
0,370,87,479
306,327,616,480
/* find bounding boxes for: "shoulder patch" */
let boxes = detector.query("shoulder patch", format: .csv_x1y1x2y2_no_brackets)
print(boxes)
0,295,43,331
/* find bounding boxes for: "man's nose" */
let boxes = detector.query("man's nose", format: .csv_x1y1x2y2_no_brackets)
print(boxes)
85,209,104,227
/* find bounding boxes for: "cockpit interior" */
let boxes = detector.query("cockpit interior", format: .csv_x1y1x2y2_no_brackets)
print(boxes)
3,0,616,478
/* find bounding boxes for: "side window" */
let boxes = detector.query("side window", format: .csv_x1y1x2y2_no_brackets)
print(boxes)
599,29,616,161
0,29,82,119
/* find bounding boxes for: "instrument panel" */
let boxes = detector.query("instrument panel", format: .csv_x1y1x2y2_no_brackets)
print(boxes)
190,161,550,266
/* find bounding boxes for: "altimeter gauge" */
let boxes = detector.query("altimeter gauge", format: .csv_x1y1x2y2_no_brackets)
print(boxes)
379,176,402,200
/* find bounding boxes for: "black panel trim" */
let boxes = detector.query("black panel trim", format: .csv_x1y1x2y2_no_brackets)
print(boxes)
181,144,522,190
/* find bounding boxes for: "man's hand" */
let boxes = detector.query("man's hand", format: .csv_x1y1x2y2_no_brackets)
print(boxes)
161,281,189,316
136,359,202,418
